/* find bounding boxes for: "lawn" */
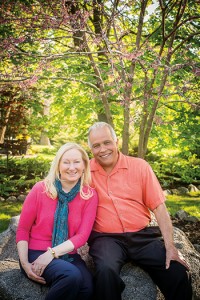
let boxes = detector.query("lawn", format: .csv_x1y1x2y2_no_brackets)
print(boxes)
0,202,22,233
0,195,199,234
166,195,200,219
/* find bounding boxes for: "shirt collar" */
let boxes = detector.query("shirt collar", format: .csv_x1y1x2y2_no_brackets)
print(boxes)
90,152,128,174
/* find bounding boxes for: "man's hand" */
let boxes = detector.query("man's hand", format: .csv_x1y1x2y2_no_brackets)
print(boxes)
165,245,190,270
153,203,190,270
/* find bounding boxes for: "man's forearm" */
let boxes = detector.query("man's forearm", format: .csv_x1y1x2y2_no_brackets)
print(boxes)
153,203,174,249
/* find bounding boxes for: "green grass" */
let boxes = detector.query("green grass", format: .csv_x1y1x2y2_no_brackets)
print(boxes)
0,202,22,233
0,196,199,234
166,195,200,218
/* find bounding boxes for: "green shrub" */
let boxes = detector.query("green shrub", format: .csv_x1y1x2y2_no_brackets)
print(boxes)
1,150,199,197
0,174,17,196
0,156,52,197
149,154,200,188
30,145,57,156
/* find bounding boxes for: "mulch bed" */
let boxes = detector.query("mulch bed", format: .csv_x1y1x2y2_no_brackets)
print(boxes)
171,217,200,246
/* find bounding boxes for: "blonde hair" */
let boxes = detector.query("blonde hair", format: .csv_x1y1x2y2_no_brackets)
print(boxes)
44,142,93,200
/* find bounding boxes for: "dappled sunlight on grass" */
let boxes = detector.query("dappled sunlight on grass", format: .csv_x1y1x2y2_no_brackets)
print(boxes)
0,202,22,233
0,213,10,220
166,195,200,218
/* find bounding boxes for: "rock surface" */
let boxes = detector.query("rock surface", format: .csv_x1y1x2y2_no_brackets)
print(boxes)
0,216,200,300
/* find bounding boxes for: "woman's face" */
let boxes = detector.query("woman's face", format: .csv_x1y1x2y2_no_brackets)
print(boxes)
59,149,85,185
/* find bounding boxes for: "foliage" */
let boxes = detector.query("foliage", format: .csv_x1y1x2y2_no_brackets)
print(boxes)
0,84,42,143
0,0,199,157
149,154,200,188
149,101,200,158
29,144,57,156
0,156,52,197
0,144,200,199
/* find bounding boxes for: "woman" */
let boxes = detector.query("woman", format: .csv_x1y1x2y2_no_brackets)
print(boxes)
16,142,98,300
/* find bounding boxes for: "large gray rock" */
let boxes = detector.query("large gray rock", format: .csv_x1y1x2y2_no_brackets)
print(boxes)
0,216,199,300
78,244,158,300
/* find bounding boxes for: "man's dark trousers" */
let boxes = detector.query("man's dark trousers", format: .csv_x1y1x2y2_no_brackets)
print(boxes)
88,226,192,300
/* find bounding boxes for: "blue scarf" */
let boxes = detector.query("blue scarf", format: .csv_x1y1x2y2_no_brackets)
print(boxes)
52,178,81,261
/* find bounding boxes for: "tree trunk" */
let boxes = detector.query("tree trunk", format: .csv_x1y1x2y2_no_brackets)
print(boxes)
64,1,84,48
138,109,148,158
83,32,114,127
97,112,110,123
122,97,130,155
39,131,51,146
0,106,11,144
39,99,51,146
122,0,148,154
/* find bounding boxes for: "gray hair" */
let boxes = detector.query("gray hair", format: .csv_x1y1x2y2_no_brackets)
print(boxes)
88,122,117,148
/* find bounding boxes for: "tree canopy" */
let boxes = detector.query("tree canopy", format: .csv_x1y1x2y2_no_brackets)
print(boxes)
0,0,199,158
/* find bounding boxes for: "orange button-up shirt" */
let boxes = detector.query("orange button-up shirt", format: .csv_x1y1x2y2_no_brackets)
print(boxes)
90,153,165,233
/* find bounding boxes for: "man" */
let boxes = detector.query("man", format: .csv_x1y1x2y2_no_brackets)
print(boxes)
87,122,192,300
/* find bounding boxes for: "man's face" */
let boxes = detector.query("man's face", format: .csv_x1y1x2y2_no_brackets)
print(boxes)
89,126,119,173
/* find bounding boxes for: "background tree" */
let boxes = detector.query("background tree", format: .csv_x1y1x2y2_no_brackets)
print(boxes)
0,0,199,157
0,84,39,143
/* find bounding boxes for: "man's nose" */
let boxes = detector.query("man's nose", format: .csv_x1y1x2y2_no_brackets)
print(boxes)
99,144,107,152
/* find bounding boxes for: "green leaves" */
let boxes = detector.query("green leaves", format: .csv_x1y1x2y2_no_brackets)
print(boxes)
0,0,199,159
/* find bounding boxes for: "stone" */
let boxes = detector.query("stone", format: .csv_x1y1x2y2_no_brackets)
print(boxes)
175,209,189,220
0,197,5,202
0,216,199,300
17,194,26,202
172,228,200,299
121,264,158,300
6,196,17,202
171,188,179,195
194,244,200,253
0,264,48,299
177,186,189,195
186,216,200,223
163,189,172,196
188,184,199,193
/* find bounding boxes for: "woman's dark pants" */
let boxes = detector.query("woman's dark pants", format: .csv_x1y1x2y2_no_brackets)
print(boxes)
20,250,93,300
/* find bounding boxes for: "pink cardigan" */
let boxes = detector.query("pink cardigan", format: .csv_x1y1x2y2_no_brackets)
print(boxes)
16,181,98,253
